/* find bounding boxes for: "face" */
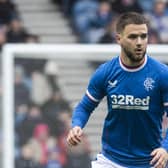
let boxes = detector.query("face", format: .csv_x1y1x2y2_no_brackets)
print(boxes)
117,24,148,64
155,2,166,15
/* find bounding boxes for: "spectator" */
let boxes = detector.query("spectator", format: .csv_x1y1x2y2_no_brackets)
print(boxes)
15,144,43,168
0,0,18,25
51,0,78,16
98,16,117,43
14,65,30,108
92,1,113,28
42,90,71,118
46,147,62,168
137,0,154,12
145,0,168,43
62,0,78,16
15,58,46,78
66,133,91,168
15,104,28,128
16,103,45,146
86,1,114,43
44,60,60,92
72,0,99,42
148,29,161,44
7,18,28,43
25,34,39,43
53,111,72,167
42,91,71,136
73,0,115,43
27,124,57,166
110,0,143,14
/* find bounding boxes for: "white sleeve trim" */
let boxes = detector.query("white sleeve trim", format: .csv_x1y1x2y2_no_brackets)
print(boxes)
86,90,100,102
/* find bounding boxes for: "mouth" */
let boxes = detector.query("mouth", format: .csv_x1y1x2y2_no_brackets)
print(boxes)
135,48,142,51
135,49,143,54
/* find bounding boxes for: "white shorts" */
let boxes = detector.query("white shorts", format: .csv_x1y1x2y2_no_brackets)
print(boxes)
91,154,126,168
91,154,155,168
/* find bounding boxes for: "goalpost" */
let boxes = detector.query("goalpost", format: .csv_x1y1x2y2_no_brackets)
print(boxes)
2,44,168,168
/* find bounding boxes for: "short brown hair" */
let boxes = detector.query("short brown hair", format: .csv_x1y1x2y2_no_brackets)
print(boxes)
115,12,149,33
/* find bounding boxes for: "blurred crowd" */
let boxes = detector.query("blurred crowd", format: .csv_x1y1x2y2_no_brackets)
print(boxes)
14,60,91,168
0,0,38,51
52,0,168,44
1,0,168,168
0,1,92,167
1,0,168,49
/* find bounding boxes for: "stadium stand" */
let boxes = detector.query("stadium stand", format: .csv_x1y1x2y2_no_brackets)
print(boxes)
13,56,95,168
54,0,168,44
14,0,77,43
13,50,110,168
1,0,168,168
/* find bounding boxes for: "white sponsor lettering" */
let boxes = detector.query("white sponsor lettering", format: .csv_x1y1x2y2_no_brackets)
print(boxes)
125,95,134,105
111,94,150,110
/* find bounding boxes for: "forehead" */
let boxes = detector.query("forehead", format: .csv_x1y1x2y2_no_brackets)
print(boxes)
123,24,148,35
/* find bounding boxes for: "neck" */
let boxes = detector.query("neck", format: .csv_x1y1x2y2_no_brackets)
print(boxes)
120,58,145,69
120,53,145,68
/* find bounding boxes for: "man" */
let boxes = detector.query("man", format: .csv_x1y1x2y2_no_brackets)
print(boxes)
67,12,168,168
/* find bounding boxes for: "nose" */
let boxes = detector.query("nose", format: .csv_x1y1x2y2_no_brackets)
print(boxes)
136,37,142,45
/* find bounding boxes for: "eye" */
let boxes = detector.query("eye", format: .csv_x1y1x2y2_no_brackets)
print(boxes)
140,33,147,39
128,34,137,39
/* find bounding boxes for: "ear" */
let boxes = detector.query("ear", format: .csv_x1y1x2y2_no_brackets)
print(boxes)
116,33,121,44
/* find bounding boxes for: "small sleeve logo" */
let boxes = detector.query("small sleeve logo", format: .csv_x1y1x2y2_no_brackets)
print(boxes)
108,80,118,88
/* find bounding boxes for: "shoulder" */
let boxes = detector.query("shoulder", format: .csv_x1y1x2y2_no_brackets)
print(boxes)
90,56,118,83
148,56,168,83
148,56,168,74
96,56,119,73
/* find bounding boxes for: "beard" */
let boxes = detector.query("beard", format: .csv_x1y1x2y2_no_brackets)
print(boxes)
122,45,146,63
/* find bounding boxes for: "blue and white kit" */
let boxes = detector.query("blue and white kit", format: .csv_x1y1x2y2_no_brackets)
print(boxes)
72,55,168,167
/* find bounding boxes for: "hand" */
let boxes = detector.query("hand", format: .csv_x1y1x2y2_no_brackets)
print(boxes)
66,126,83,146
150,147,168,168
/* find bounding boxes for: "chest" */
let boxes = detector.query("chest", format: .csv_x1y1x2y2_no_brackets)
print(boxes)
105,70,160,108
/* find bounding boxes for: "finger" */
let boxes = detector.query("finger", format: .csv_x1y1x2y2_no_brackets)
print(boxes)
151,149,157,156
67,130,81,146
67,131,76,146
67,135,78,146
68,138,78,146
70,133,81,144
150,153,160,165
71,127,82,140
66,134,73,146
153,154,167,168
153,158,166,168
72,129,82,141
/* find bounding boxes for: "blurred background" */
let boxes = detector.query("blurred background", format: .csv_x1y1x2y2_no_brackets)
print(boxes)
1,0,168,168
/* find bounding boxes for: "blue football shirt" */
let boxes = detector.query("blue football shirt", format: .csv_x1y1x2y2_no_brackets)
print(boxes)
72,55,168,167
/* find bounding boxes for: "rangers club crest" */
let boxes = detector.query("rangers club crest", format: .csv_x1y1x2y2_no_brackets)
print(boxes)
144,77,155,91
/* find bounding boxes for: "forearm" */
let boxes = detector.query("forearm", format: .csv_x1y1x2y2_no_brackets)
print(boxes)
72,94,99,128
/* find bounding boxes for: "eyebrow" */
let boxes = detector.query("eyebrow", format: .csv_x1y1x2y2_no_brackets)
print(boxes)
128,33,148,38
